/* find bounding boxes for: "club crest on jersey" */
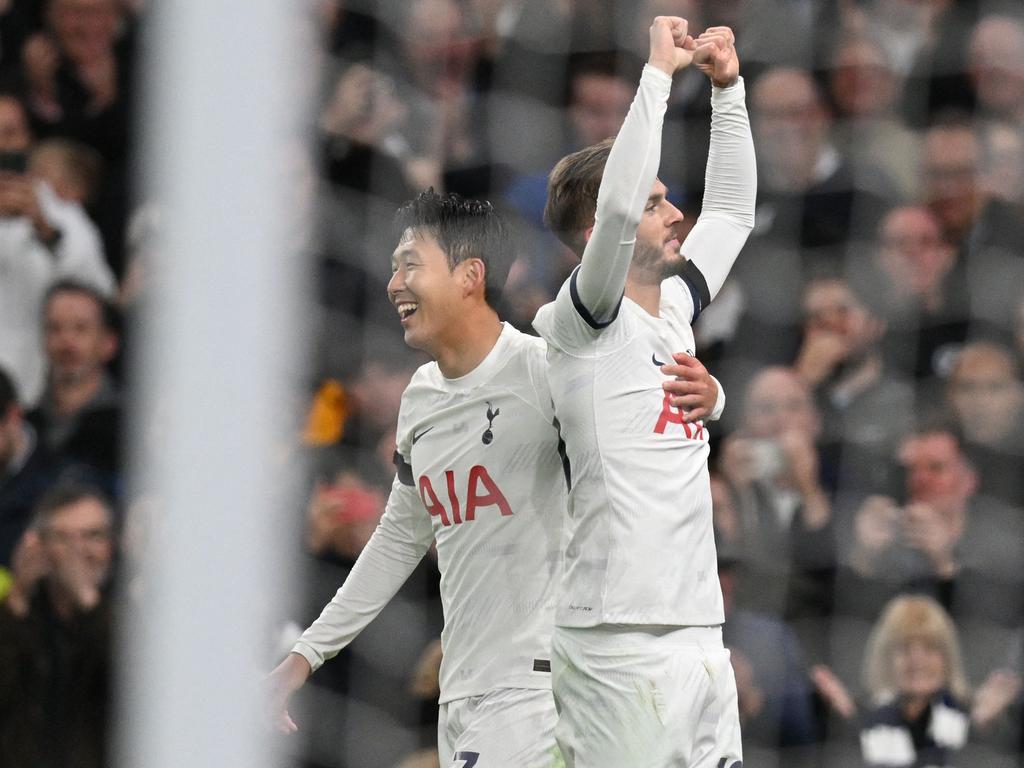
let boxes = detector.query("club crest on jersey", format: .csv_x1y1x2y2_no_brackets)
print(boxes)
482,401,500,444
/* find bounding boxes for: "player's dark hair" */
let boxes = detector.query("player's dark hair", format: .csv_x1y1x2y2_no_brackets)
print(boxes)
394,189,514,309
544,138,614,257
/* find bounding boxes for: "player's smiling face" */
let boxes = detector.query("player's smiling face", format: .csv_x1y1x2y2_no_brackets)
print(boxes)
388,228,464,355
632,179,684,282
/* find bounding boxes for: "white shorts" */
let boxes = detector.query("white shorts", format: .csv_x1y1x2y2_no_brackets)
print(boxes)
552,625,742,768
437,687,564,767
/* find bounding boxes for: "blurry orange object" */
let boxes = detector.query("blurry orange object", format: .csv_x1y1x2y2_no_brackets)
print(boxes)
303,379,348,445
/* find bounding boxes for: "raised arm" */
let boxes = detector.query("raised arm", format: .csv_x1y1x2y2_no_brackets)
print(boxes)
572,16,693,325
265,471,433,733
679,27,756,303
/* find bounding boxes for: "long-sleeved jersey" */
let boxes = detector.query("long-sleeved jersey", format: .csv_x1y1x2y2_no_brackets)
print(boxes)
533,66,756,628
293,324,566,703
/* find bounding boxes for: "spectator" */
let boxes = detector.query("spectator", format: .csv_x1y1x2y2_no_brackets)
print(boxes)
716,366,831,618
0,364,72,569
28,279,121,491
865,204,967,387
0,93,113,408
29,136,102,206
962,119,1024,336
716,66,890,373
857,591,1024,764
25,0,138,275
714,480,819,765
858,595,972,768
977,119,1024,206
502,52,636,324
839,426,1024,686
897,0,978,128
382,0,490,195
794,273,916,495
319,60,413,205
923,117,982,254
966,14,1024,125
0,481,116,768
827,34,922,201
505,52,635,232
946,342,1024,508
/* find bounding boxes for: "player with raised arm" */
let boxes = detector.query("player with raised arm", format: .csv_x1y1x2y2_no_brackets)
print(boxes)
534,17,755,768
265,190,721,766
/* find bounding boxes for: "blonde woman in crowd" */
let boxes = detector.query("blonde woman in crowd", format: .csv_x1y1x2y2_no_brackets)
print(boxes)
859,594,1023,767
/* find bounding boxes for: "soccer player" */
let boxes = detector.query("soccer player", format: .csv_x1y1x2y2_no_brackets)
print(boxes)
265,190,722,766
534,17,755,768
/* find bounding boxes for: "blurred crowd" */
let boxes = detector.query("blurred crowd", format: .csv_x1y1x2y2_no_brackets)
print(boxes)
1,0,1023,767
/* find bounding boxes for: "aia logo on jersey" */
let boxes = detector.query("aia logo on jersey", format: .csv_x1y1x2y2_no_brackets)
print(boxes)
418,465,512,526
653,390,707,440
481,401,500,444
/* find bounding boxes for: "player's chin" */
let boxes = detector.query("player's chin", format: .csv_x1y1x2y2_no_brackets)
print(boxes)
401,319,427,350
660,252,685,277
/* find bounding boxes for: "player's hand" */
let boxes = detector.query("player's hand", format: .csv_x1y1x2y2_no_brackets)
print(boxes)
263,653,312,734
661,352,716,423
692,26,739,88
648,16,696,77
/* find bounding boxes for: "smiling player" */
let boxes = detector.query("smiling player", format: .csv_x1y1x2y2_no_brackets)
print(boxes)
266,185,723,766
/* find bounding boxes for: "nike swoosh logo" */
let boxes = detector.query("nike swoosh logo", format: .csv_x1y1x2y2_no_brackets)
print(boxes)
652,353,666,366
411,427,434,445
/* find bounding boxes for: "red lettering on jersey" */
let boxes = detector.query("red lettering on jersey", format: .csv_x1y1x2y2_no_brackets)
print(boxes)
445,470,463,525
653,391,708,440
654,391,692,436
464,465,513,520
418,475,451,526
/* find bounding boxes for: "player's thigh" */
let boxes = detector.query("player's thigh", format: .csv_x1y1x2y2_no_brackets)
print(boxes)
443,688,562,768
661,646,742,768
552,629,715,768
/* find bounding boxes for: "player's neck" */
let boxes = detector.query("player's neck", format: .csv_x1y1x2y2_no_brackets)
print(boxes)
435,311,503,379
625,278,662,318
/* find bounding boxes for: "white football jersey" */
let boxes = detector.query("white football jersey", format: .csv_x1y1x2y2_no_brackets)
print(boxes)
530,67,753,630
294,323,566,703
533,271,723,628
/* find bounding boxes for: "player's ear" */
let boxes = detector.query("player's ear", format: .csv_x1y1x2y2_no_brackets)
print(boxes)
582,224,595,245
461,257,486,297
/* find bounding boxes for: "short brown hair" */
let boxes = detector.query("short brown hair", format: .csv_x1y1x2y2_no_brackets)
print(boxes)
544,138,613,256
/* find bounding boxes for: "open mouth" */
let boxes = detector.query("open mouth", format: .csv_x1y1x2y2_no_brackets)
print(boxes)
396,302,419,321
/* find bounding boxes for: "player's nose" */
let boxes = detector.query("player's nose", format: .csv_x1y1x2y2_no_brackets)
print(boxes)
386,268,404,298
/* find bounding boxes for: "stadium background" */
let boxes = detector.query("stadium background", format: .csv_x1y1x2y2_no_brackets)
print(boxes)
0,1,1023,767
